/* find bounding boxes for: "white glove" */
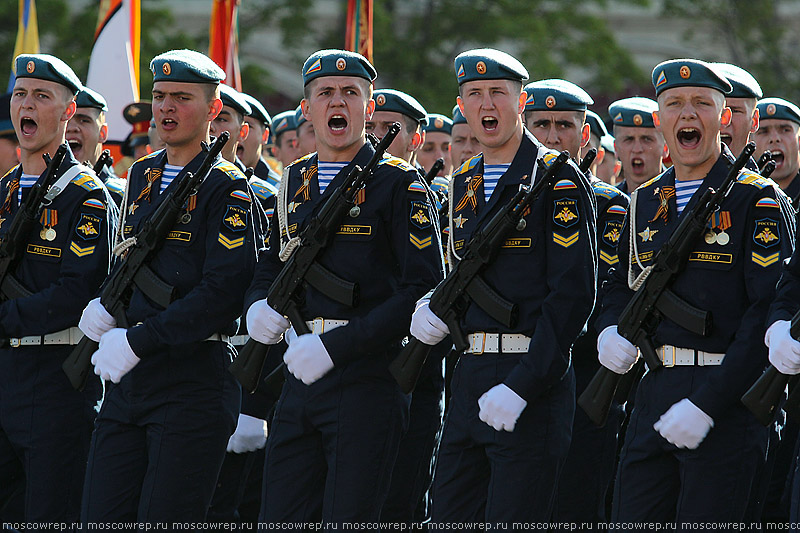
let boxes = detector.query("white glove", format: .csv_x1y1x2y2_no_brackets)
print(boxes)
246,300,290,345
478,384,528,432
79,297,116,342
91,328,140,383
653,398,714,449
766,320,800,375
226,413,268,454
410,299,449,345
597,325,639,374
283,334,334,385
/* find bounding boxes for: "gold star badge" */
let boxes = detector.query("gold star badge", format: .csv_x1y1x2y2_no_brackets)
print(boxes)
453,214,468,229
639,227,658,242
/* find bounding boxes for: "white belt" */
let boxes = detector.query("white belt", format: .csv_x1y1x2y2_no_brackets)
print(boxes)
205,333,230,343
465,332,531,355
10,327,84,347
305,318,348,334
230,334,250,346
657,345,725,367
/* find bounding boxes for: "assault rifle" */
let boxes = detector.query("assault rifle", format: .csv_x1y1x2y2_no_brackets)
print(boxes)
579,148,597,175
0,144,68,302
388,151,571,394
62,133,230,390
578,142,756,426
228,124,402,393
93,149,113,176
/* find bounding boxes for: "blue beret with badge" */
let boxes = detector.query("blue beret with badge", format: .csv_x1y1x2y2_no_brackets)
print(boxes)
523,79,593,112
14,54,82,94
454,48,528,85
294,105,306,128
652,59,732,96
150,49,225,84
585,110,609,138
757,97,800,126
712,63,762,99
242,93,271,127
219,84,251,117
424,113,453,135
75,87,108,112
608,97,658,128
272,110,298,136
452,104,467,125
373,89,428,125
0,93,14,138
302,49,377,86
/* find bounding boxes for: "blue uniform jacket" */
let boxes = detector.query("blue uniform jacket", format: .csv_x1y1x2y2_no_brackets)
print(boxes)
0,147,116,337
598,149,795,419
244,141,444,367
121,149,261,357
447,129,597,402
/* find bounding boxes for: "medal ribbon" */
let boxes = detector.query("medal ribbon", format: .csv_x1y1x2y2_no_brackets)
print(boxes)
0,175,20,216
40,209,57,228
454,175,482,213
293,164,317,203
709,211,731,231
649,186,675,224
134,168,162,204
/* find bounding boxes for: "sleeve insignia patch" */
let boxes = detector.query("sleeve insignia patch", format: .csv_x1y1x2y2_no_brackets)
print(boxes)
409,233,432,249
219,234,245,249
753,218,780,248
602,221,623,247
599,250,619,265
553,231,579,248
409,201,432,230
607,204,628,215
408,181,427,193
75,214,101,241
755,197,780,209
752,251,780,267
230,190,252,202
223,205,248,232
553,179,577,191
69,242,95,257
82,199,106,210
553,198,579,228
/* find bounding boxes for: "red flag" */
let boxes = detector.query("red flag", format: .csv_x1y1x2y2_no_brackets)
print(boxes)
345,0,372,63
209,0,241,90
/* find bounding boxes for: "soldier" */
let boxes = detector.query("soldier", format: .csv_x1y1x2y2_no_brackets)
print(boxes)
238,92,281,189
79,49,261,521
366,88,428,168
754,98,800,206
68,87,125,204
210,84,252,170
244,49,442,525
411,49,596,524
449,104,481,168
270,109,300,167
0,53,117,523
295,104,316,158
583,109,609,178
714,63,762,156
0,93,19,177
598,134,621,185
598,59,794,525
120,101,154,169
524,78,629,523
418,113,453,179
608,97,668,194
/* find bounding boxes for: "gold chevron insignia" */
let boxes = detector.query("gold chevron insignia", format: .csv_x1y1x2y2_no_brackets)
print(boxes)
409,234,432,249
599,250,619,265
70,242,95,257
752,251,779,267
218,234,245,249
553,231,579,248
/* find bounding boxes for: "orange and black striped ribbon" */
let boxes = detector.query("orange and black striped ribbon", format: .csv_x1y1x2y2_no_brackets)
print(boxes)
454,175,482,213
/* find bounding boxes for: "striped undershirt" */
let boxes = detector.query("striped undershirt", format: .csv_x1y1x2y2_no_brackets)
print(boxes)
19,174,38,203
161,164,182,193
483,164,510,202
317,162,348,194
674,178,704,214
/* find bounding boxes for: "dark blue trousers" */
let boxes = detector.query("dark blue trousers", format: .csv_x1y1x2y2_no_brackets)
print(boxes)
81,341,239,522
0,345,99,523
431,354,575,526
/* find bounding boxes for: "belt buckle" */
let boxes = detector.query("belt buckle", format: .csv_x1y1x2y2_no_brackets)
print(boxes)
471,332,486,355
9,338,20,348
661,345,676,368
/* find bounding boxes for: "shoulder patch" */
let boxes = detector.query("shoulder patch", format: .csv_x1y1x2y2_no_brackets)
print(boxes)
82,198,106,210
553,179,577,191
289,153,314,167
755,197,780,209
105,177,125,196
408,181,427,193
250,181,275,201
542,151,559,167
592,180,625,200
230,189,252,203
71,173,103,191
607,204,628,215
217,160,246,180
737,171,770,189
453,155,481,177
380,156,416,172
431,176,449,193
640,173,664,190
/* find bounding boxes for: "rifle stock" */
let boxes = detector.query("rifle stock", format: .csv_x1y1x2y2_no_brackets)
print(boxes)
579,148,597,174
62,133,230,390
93,149,112,175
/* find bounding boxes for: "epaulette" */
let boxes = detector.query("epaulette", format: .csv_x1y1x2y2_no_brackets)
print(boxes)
431,175,449,194
542,151,560,167
380,155,416,172
453,155,481,177
592,180,625,200
133,150,161,165
71,171,104,191
639,173,662,190
250,178,277,200
216,159,246,180
1,165,19,181
289,153,314,168
105,177,125,196
736,171,771,190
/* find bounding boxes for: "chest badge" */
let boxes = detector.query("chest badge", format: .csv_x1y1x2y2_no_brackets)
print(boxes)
453,214,468,229
639,226,658,242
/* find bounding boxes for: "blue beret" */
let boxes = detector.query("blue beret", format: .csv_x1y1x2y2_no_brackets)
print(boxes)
757,97,800,126
14,54,82,94
608,97,658,128
652,59,732,96
424,113,452,135
600,134,615,154
150,49,225,84
294,105,307,128
75,86,108,112
523,79,593,112
585,110,609,138
712,63,762,99
241,93,271,126
454,48,528,85
0,93,13,137
272,110,297,136
302,49,376,86
218,84,251,117
452,104,467,125
373,89,427,124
